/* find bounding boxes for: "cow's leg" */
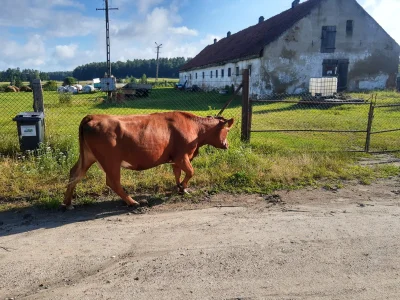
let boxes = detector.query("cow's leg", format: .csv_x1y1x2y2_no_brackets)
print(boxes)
104,166,141,208
172,164,183,192
174,156,194,193
63,156,95,209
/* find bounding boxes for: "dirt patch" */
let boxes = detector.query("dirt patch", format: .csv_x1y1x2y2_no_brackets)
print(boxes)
0,177,399,299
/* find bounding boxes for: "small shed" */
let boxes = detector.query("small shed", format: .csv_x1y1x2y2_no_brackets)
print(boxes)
93,78,101,89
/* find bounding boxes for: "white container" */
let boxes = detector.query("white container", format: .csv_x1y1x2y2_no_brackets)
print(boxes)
57,86,67,93
309,77,337,97
83,85,95,93
66,86,78,94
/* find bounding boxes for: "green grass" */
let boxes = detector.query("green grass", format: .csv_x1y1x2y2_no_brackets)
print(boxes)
0,89,399,210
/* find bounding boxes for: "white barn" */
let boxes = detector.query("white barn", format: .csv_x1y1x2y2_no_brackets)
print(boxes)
179,0,400,97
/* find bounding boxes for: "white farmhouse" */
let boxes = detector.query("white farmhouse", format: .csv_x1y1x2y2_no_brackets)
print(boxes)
179,0,400,97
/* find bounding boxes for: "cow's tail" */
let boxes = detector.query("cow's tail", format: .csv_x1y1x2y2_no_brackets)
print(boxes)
68,115,94,185
78,115,94,166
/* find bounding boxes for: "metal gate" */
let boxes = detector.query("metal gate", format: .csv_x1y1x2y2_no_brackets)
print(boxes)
367,103,400,153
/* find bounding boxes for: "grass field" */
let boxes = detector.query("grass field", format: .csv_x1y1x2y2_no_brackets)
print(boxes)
0,88,399,210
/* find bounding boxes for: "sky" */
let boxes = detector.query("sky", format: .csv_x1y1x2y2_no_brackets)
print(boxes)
0,0,398,72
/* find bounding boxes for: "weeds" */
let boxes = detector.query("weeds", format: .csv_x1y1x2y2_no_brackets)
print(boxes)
58,92,73,104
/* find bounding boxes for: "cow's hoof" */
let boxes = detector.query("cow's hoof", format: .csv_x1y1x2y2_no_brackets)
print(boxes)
138,199,149,207
60,204,74,211
183,188,190,194
127,202,140,209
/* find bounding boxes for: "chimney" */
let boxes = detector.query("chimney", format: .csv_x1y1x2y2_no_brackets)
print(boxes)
259,16,264,24
227,31,231,37
292,0,300,8
214,38,217,44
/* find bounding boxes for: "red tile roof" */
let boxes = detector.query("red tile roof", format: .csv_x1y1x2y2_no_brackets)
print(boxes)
180,0,323,71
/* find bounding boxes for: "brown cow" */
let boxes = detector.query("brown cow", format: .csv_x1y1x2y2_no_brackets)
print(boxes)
63,111,234,209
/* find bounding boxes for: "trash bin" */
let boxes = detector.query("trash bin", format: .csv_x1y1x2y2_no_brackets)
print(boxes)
13,112,45,151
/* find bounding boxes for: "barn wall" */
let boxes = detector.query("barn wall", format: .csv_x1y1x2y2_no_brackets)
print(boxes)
179,58,261,92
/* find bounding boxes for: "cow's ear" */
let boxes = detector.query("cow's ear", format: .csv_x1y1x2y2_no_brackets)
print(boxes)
225,118,234,129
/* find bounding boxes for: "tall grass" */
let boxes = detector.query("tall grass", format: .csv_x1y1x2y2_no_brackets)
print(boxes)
0,89,399,209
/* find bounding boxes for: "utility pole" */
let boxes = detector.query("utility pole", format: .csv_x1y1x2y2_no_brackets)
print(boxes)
155,42,162,82
97,0,118,99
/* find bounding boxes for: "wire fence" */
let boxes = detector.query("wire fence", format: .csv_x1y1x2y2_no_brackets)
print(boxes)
0,79,243,154
247,74,400,153
1,73,400,154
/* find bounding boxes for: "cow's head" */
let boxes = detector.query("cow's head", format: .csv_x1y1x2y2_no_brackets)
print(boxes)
211,117,234,149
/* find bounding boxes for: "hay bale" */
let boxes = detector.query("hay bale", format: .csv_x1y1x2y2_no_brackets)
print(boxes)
5,86,17,92
20,86,33,92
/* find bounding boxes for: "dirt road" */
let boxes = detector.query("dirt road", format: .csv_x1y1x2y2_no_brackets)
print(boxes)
1,177,399,299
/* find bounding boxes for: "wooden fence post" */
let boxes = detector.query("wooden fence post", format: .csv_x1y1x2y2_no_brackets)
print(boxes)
32,79,44,113
365,99,375,152
241,69,250,142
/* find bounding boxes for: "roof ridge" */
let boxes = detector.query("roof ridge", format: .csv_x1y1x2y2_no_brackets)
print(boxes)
181,0,323,71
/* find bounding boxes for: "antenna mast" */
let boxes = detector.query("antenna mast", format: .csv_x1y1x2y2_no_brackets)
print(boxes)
96,0,118,78
155,42,162,82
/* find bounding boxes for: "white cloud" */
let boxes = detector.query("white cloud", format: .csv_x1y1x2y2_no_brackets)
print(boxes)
137,0,165,13
50,0,85,10
168,26,198,36
54,44,78,59
0,0,212,71
0,34,46,69
0,0,100,37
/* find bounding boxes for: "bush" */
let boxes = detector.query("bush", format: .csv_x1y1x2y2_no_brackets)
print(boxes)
43,80,58,91
59,92,73,104
0,84,9,92
63,77,77,86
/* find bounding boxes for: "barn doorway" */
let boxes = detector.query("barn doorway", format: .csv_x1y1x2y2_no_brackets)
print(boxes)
322,59,349,92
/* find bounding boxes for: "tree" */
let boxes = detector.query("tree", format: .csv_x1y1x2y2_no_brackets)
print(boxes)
43,80,58,91
63,77,77,86
14,77,22,88
140,74,147,84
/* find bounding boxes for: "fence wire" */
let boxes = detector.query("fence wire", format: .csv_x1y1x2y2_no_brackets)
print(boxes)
1,77,400,154
247,74,400,153
0,80,242,154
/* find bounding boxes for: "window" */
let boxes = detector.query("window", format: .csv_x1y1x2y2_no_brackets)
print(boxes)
202,72,205,79
236,66,239,76
321,26,336,53
228,68,231,77
221,69,224,77
189,74,192,80
216,70,218,78
346,20,353,37
210,70,213,78
195,73,197,79
248,65,252,76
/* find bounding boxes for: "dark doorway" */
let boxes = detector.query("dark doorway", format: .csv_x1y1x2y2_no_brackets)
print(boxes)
322,59,349,92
